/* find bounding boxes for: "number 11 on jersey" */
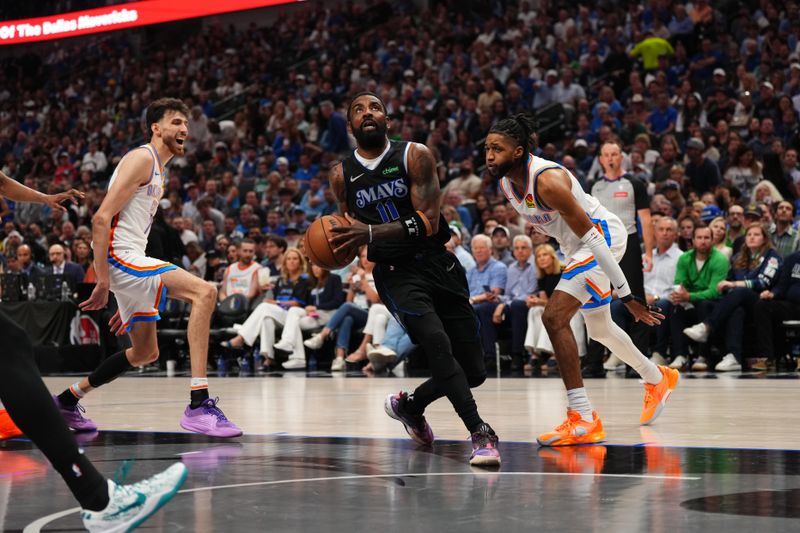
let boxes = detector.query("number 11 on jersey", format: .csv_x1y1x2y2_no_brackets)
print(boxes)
376,199,400,223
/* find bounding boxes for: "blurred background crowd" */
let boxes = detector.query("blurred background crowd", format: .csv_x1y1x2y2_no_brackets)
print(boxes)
1,0,799,374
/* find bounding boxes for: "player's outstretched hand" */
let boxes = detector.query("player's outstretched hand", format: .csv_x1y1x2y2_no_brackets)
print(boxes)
108,310,126,336
79,282,109,312
624,296,665,326
328,213,369,255
45,189,84,212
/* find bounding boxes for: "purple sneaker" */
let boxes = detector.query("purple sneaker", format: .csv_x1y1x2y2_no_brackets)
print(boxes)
384,391,434,445
469,424,501,467
53,395,97,432
180,397,242,438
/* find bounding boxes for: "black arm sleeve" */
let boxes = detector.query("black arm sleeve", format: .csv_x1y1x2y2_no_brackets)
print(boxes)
631,176,650,211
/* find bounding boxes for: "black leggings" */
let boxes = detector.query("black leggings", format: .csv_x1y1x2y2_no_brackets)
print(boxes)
404,312,486,432
0,310,108,510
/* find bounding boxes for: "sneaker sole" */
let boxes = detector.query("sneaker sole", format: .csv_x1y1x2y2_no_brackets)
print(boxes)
125,464,188,533
469,454,501,466
383,394,433,445
537,431,606,447
180,420,243,438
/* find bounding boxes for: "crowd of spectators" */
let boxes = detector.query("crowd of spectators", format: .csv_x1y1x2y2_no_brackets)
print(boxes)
1,0,800,373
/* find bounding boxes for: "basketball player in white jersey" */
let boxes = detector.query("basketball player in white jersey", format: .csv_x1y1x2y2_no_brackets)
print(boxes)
219,238,261,302
485,114,679,446
56,98,242,437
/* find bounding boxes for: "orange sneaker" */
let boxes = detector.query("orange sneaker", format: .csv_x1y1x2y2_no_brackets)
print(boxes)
0,409,23,440
537,409,606,446
640,365,680,425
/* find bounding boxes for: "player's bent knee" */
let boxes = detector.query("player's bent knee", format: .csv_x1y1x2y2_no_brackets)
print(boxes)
542,307,568,332
467,373,486,388
129,347,159,366
192,281,217,307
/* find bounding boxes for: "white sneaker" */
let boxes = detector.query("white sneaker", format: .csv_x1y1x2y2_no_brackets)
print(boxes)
303,333,325,350
691,356,708,371
273,339,294,352
82,463,187,533
669,355,687,370
650,352,667,366
683,323,709,343
715,353,741,372
282,358,306,370
367,344,397,372
603,353,625,371
330,357,345,371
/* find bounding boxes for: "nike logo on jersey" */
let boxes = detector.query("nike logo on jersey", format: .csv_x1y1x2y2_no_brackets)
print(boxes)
350,173,365,183
447,263,456,272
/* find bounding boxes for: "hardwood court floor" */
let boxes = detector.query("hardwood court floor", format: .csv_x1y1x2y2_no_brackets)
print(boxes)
37,373,800,449
1,373,799,532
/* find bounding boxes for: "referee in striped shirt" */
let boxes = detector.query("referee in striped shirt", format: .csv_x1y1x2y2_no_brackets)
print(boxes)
582,141,655,377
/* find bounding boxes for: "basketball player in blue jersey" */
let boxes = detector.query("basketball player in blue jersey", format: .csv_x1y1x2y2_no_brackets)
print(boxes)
0,170,187,530
59,98,242,438
328,92,500,466
485,114,679,446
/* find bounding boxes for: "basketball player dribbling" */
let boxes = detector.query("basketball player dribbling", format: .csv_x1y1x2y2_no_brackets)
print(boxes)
0,169,186,531
58,98,242,438
485,114,679,446
328,92,500,466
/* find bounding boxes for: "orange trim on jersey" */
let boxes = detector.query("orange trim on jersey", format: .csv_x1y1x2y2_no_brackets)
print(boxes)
108,214,172,272
120,310,160,332
563,255,596,273
586,278,612,299
153,279,164,308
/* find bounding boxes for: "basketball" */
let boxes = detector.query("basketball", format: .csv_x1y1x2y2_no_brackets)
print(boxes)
303,214,357,270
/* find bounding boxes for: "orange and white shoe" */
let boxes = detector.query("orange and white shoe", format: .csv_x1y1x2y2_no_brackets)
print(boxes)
536,409,606,446
640,365,680,425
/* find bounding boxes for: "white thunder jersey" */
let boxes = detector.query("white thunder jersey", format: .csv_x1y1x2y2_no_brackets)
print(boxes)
106,143,176,332
499,154,627,308
109,143,165,257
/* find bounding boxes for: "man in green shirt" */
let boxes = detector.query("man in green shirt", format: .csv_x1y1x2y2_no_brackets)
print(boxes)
668,226,729,370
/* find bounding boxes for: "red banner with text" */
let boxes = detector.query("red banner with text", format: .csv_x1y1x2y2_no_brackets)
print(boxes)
0,0,301,45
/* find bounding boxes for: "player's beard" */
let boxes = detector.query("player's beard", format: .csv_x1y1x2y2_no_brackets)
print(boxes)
491,157,517,179
164,135,184,156
353,120,388,151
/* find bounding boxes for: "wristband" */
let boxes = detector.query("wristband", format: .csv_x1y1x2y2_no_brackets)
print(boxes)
400,210,433,239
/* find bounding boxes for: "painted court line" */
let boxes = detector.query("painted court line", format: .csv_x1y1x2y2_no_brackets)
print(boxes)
24,470,701,532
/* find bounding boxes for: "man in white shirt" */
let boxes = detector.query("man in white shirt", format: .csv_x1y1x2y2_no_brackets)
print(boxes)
81,142,108,175
219,238,261,304
553,68,586,110
643,217,681,362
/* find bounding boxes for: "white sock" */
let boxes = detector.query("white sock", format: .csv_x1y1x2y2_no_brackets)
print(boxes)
567,387,594,422
583,307,663,385
190,377,209,390
69,382,86,399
